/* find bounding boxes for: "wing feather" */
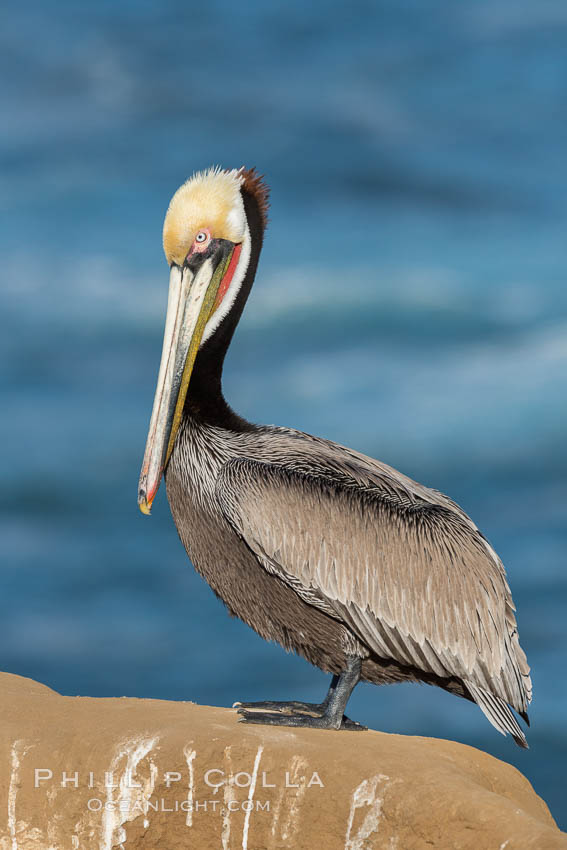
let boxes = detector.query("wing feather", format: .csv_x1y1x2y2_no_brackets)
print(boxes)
216,457,531,715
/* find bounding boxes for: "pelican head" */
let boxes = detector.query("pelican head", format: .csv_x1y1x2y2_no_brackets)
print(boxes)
138,166,269,515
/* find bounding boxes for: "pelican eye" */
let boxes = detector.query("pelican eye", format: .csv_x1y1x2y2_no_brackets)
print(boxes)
189,229,211,257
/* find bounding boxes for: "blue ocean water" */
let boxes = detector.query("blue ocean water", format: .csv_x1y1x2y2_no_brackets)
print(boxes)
1,0,566,828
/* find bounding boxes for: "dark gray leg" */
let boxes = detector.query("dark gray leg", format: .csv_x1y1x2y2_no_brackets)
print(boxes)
236,658,366,731
233,674,339,716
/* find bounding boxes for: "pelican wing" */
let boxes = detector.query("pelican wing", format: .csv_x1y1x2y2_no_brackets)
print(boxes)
217,457,531,730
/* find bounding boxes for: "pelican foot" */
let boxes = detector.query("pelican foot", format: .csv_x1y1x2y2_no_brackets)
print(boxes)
236,708,367,731
232,700,325,716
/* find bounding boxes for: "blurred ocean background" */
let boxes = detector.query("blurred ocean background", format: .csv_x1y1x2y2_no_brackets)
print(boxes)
1,0,566,827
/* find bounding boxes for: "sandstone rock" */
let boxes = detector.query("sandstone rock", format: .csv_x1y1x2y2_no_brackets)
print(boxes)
0,672,564,849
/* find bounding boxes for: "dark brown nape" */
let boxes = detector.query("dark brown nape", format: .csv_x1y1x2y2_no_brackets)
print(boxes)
236,167,270,231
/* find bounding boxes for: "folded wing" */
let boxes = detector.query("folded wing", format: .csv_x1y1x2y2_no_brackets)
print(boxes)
217,458,531,743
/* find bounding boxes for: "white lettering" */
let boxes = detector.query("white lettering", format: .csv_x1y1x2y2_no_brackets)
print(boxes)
308,772,324,788
234,771,252,788
34,769,52,787
61,771,79,788
204,769,225,788
285,772,299,788
261,771,275,788
125,770,141,789
164,771,181,787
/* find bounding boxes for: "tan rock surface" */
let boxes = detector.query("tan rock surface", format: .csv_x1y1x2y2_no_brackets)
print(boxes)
0,671,564,850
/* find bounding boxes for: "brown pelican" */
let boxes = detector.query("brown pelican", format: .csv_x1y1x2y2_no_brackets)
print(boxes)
138,166,532,746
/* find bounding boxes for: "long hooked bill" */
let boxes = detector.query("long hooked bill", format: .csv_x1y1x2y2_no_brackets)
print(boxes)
138,245,236,515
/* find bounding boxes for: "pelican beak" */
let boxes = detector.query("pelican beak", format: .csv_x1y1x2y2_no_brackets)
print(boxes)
138,239,237,515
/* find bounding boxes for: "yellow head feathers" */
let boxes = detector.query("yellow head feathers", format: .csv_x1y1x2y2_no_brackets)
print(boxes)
163,167,248,266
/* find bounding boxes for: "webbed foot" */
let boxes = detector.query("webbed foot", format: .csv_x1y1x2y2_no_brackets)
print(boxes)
232,699,325,716
234,658,364,732
236,708,366,731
